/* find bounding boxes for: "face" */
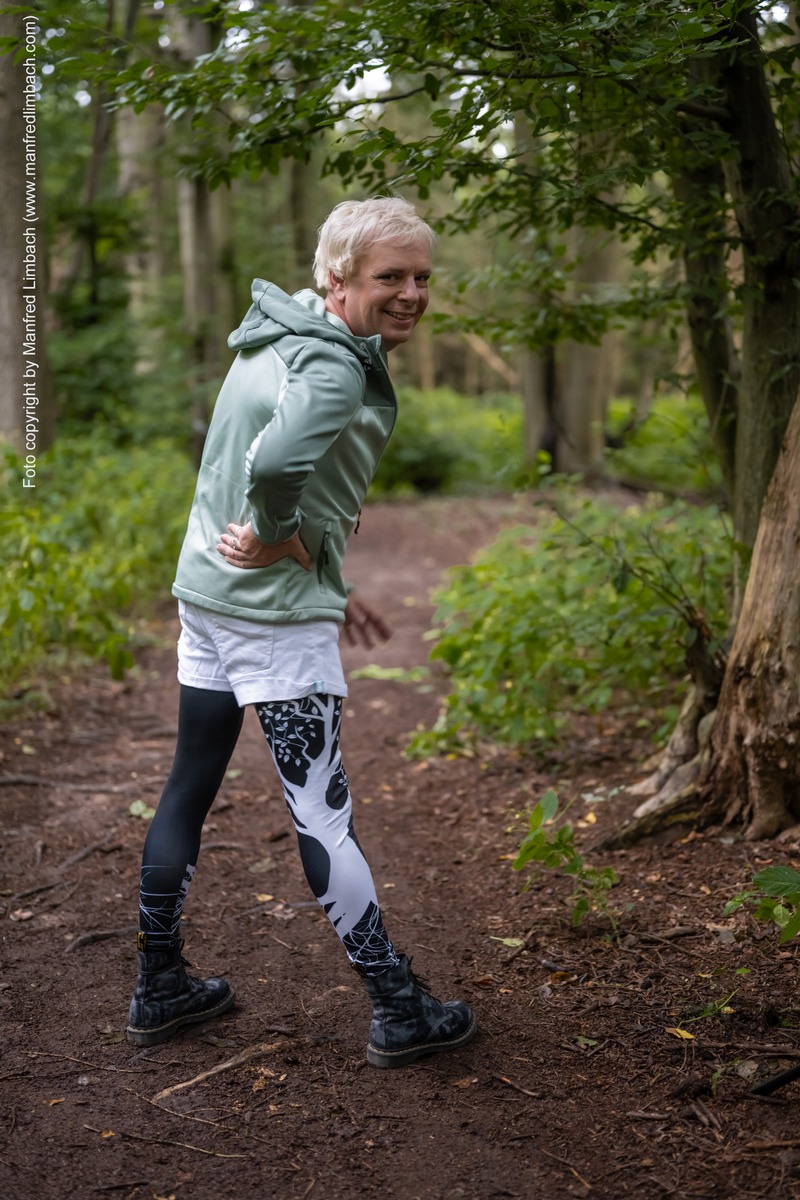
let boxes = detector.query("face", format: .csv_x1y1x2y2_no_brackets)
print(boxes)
325,238,432,351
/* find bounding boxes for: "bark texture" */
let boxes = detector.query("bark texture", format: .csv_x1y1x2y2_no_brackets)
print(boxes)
701,392,800,838
557,227,621,478
672,156,739,504
721,8,800,548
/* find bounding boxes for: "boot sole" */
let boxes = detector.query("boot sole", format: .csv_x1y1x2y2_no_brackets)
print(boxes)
366,1011,478,1068
126,988,235,1047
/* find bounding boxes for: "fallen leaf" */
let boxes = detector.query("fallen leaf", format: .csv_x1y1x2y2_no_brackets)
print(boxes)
48,1098,65,1106
665,1027,695,1040
549,971,578,986
101,1130,115,1139
100,1031,124,1045
255,894,274,903
129,799,156,820
453,1077,478,1088
248,857,277,874
10,909,33,922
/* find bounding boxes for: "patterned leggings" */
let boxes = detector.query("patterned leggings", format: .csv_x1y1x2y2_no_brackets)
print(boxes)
138,686,398,974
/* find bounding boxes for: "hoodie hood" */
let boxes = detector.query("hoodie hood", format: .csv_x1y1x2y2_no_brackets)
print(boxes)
227,279,384,367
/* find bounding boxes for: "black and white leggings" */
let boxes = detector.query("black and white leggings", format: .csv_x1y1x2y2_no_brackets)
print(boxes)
138,686,399,975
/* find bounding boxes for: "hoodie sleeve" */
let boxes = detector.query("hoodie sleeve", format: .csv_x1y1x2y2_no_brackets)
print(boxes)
245,340,366,543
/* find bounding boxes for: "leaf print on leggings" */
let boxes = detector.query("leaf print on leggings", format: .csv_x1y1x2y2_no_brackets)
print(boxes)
256,697,328,787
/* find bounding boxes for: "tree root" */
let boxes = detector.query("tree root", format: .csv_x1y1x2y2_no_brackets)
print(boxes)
596,709,716,850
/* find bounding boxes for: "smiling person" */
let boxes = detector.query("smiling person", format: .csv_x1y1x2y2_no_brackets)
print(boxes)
125,197,477,1069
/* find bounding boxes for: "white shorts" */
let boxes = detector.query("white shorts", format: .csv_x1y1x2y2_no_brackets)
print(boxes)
176,600,348,707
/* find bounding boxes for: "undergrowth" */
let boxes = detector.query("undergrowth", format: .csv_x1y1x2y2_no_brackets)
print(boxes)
410,488,732,755
2,433,195,700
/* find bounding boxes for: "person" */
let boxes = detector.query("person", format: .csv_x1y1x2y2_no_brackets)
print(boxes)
125,197,477,1069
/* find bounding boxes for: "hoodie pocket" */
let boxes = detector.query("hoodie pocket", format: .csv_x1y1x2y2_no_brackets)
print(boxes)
316,527,331,593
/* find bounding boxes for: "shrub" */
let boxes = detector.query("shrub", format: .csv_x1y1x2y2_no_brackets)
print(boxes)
410,489,732,754
606,392,723,496
371,387,522,496
2,433,195,696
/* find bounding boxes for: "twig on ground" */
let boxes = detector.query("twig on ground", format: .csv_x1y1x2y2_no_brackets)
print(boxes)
56,833,123,873
152,1039,300,1102
537,1145,591,1190
746,1138,800,1150
83,1124,248,1159
64,925,138,953
493,1073,542,1098
10,881,68,902
0,774,51,786
27,1051,152,1075
502,927,537,966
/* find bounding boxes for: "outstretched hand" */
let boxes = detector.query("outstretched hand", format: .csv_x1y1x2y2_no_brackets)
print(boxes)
216,522,312,571
342,595,393,649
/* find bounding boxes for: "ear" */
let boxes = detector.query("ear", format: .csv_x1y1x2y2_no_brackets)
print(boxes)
327,270,347,299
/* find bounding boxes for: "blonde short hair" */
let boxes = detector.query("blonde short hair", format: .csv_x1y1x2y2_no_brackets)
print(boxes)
313,197,436,290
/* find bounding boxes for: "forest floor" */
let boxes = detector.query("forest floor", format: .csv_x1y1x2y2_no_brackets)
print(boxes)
3,495,800,1200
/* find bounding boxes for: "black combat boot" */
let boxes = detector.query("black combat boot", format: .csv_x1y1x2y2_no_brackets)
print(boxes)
359,955,477,1068
125,939,234,1047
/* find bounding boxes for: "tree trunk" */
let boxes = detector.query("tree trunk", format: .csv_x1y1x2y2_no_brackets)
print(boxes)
171,6,225,460
117,100,168,373
211,181,241,353
699,391,800,839
672,156,739,504
607,8,800,844
721,6,800,549
557,228,621,478
0,14,56,454
0,14,26,449
520,346,558,464
177,175,219,461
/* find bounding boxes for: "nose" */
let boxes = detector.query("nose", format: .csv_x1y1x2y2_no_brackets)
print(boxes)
397,273,421,303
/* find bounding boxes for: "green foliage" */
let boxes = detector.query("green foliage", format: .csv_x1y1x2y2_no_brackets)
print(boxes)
606,393,723,497
410,489,732,754
725,867,800,944
48,307,139,434
371,387,522,496
513,789,619,928
1,434,195,697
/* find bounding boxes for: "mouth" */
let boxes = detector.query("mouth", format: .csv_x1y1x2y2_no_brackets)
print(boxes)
384,309,416,322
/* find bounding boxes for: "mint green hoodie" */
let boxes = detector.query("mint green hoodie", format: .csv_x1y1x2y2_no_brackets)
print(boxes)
172,281,397,624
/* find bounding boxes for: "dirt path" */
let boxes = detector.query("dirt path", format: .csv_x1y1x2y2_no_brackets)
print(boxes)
2,497,800,1200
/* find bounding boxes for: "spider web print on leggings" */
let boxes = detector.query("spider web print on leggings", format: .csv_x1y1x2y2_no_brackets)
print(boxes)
256,694,399,974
